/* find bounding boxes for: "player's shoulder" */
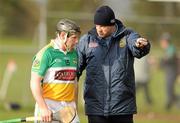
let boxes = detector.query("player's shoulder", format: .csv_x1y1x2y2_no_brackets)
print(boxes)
35,43,53,59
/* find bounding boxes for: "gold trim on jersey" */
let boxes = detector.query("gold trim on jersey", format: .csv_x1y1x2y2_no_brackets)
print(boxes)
42,83,75,101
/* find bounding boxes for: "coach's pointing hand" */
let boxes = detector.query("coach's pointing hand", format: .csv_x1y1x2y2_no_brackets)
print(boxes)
135,38,148,48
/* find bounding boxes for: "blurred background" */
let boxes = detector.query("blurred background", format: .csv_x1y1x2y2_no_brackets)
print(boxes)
0,0,180,123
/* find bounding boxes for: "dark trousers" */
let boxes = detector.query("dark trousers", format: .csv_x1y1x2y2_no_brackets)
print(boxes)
88,114,133,123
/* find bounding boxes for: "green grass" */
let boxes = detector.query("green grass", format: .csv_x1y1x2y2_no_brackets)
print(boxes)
0,38,180,123
0,37,37,46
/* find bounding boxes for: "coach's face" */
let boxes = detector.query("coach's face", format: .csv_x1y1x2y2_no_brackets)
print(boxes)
96,25,116,38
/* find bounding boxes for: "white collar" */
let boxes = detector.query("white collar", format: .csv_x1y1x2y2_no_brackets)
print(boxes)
52,39,67,55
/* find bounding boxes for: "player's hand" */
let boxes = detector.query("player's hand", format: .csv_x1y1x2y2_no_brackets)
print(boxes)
135,38,148,48
41,108,52,122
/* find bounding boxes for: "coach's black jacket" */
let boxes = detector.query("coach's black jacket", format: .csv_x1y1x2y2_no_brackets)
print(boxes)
77,19,150,116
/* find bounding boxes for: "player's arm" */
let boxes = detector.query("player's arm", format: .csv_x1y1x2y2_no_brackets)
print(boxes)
74,78,78,111
30,72,52,122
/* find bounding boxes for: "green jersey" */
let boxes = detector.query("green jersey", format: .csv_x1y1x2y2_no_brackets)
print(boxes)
31,40,77,101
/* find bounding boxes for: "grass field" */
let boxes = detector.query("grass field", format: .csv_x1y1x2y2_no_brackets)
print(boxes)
0,38,180,123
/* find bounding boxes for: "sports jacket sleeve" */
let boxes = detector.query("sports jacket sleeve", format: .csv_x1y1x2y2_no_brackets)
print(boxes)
126,29,151,58
76,34,88,80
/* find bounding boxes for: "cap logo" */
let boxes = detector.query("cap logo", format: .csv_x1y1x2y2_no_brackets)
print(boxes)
110,19,115,23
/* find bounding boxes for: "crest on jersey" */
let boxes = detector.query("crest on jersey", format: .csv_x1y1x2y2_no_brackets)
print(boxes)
89,41,98,48
32,59,40,68
73,58,77,64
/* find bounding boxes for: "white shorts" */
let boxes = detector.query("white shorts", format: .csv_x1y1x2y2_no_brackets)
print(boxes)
34,99,80,123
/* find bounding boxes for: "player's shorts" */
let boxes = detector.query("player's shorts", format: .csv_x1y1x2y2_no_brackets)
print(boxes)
34,99,80,123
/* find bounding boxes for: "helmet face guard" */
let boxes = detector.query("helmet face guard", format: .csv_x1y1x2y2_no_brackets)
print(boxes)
56,19,81,37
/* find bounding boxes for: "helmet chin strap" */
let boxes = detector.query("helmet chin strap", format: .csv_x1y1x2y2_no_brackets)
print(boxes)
57,32,70,52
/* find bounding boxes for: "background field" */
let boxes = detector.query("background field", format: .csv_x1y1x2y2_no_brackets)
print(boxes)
1,0,180,122
0,38,180,123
